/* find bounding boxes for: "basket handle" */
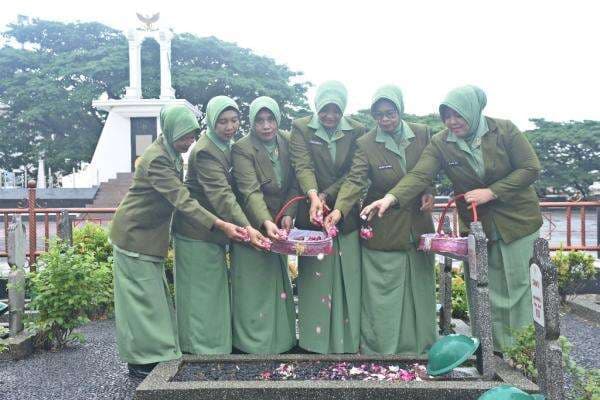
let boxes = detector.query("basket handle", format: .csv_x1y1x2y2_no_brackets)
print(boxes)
436,194,478,236
275,195,306,226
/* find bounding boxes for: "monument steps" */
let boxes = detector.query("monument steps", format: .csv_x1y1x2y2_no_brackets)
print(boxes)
87,172,133,210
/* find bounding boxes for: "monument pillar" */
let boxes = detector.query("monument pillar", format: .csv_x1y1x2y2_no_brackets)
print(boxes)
125,30,142,99
159,31,175,99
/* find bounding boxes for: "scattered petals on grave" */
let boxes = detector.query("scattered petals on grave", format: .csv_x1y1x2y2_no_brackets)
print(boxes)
258,362,429,381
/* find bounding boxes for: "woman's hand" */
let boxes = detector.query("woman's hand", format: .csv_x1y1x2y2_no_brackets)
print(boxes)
263,220,282,241
214,219,248,242
280,216,293,231
360,194,396,221
420,193,435,213
323,209,342,232
246,226,271,250
308,191,324,226
464,188,496,207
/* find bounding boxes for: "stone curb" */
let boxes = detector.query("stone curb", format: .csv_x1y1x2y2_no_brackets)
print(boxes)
135,354,539,400
566,295,600,324
0,331,35,361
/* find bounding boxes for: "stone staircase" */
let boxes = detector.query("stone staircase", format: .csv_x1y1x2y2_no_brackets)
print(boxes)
84,173,133,220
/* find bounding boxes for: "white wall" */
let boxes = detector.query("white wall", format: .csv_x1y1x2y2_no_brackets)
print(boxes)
90,112,132,183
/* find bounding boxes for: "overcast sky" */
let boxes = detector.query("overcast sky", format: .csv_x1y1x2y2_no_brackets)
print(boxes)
2,0,599,130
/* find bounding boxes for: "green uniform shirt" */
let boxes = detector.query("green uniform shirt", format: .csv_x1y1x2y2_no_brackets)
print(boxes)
336,123,435,251
289,115,366,233
110,136,217,258
387,117,543,243
173,134,250,243
232,131,300,230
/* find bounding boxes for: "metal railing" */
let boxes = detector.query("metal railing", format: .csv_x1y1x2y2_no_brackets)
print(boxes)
1,182,599,270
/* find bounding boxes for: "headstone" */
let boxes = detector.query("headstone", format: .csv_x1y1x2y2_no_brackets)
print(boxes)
7,215,27,336
466,221,494,379
530,238,565,400
57,209,73,245
439,216,453,334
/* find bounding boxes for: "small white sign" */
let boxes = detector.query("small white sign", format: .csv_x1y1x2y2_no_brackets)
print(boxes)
530,263,544,327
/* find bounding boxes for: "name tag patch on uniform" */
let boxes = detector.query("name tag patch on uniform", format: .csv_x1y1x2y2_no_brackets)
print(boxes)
448,160,460,167
309,140,323,145
378,165,393,170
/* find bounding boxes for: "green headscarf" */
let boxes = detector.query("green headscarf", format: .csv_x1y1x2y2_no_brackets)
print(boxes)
249,96,281,132
314,80,348,114
308,81,353,160
371,85,413,172
371,84,405,136
249,96,283,185
159,105,200,172
204,95,240,151
370,84,404,116
441,85,489,179
439,85,487,137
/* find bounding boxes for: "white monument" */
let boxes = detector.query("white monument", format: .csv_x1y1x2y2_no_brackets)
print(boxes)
62,14,200,188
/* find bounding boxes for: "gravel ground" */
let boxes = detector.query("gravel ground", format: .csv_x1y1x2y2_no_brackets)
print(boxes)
0,319,142,400
0,312,598,400
560,312,600,370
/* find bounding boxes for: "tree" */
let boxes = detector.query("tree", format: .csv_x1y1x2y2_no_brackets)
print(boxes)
525,119,600,197
0,17,310,175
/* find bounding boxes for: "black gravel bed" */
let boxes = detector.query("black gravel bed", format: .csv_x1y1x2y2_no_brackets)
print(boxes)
173,360,475,382
173,360,413,381
0,319,141,400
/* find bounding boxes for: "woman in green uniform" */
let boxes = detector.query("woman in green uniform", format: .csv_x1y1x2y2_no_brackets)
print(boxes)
172,96,268,355
110,105,246,377
324,85,437,356
230,96,298,353
362,85,542,352
290,81,366,354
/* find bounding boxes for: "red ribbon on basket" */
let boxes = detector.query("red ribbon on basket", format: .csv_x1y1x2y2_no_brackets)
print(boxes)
417,194,477,256
436,194,478,235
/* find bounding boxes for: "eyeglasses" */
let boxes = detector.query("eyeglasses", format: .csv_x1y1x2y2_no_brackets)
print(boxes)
372,110,399,120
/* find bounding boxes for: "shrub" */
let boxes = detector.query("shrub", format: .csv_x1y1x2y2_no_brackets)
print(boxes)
73,223,112,264
72,223,113,315
28,240,109,349
505,324,600,400
561,338,600,400
504,324,538,379
552,249,597,301
451,275,469,320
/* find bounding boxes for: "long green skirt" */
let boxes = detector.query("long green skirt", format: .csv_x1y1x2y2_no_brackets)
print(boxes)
174,234,231,354
112,246,181,364
297,231,361,354
230,243,296,354
360,245,437,356
464,230,538,351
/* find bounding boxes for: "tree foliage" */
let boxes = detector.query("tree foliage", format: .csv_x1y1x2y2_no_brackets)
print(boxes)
0,17,310,175
1,18,597,196
525,118,600,197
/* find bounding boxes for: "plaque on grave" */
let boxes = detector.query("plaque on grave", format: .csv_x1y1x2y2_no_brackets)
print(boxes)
530,262,544,327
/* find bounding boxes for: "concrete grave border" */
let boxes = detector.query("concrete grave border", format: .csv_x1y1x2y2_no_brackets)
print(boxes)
135,354,538,400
